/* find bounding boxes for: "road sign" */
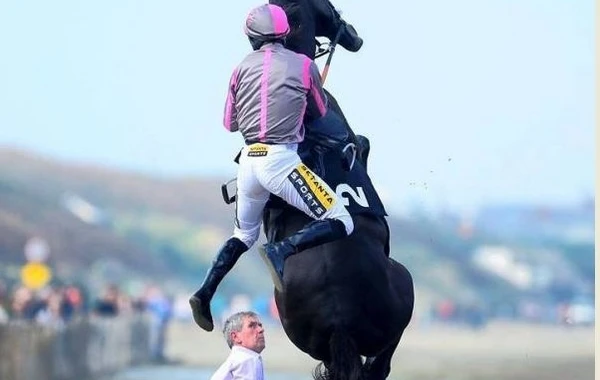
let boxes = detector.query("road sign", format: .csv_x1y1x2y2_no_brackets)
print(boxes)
20,262,52,290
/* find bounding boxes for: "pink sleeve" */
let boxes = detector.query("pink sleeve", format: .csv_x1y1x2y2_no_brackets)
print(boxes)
223,68,240,132
308,60,328,117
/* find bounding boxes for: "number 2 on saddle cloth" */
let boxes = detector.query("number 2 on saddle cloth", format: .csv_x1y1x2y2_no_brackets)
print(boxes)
298,113,387,218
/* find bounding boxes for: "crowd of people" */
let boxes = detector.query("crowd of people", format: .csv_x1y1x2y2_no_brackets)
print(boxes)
0,281,84,325
0,279,173,362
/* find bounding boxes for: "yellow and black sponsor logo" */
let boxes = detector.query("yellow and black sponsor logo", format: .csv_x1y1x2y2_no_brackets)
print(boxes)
287,164,335,217
247,144,269,157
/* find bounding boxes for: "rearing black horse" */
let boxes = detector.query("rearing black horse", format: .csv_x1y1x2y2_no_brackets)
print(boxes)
260,93,415,379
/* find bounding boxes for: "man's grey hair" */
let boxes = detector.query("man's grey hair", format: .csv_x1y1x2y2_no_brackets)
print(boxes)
222,311,259,348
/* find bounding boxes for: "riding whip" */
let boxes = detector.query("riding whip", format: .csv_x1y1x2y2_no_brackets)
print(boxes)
320,22,346,85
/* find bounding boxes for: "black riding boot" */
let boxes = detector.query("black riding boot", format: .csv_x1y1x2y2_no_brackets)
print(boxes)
259,219,348,291
189,237,248,331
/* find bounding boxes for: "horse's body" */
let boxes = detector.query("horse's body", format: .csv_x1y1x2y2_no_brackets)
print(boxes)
262,93,415,380
264,209,414,379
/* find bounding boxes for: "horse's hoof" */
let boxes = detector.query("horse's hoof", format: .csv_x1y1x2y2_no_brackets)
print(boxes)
259,245,284,292
189,296,214,331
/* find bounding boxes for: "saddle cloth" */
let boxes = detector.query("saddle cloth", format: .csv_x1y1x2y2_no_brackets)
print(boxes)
265,139,388,218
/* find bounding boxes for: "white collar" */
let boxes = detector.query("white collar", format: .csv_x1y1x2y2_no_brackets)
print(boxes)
231,345,262,358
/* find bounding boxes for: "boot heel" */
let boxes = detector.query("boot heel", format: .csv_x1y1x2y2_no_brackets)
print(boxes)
189,295,215,332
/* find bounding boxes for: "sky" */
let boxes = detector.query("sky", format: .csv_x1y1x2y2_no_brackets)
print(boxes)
0,0,595,216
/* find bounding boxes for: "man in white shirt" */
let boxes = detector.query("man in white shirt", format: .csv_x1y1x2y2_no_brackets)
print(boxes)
211,311,266,380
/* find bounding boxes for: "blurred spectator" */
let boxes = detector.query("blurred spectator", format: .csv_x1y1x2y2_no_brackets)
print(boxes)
0,282,8,324
0,305,7,323
62,285,84,321
93,284,120,316
10,286,38,320
437,299,456,321
117,293,135,314
143,285,173,363
35,290,65,329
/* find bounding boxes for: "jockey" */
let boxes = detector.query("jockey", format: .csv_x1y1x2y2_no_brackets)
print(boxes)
189,3,354,332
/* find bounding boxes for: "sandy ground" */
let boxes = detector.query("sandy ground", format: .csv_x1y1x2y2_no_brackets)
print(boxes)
165,320,595,380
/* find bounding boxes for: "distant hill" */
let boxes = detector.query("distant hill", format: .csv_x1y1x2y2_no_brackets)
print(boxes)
0,148,252,293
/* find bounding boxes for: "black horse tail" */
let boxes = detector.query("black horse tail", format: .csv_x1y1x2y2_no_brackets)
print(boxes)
313,328,364,380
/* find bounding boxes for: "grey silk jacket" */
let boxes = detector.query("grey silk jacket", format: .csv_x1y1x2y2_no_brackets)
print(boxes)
223,42,328,144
